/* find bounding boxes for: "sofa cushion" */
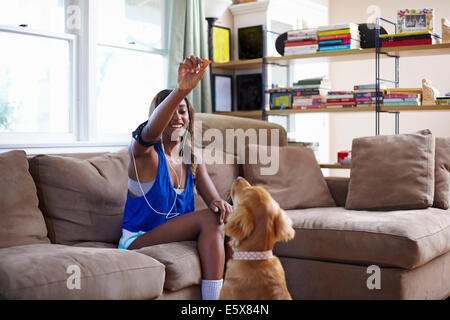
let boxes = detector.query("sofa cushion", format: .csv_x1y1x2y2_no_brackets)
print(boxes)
29,150,129,245
0,244,165,299
194,149,238,210
242,145,336,210
274,207,450,269
135,241,201,291
345,130,435,211
194,113,288,155
434,137,450,209
0,151,50,248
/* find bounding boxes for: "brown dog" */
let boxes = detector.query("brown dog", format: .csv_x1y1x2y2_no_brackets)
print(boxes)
219,177,295,300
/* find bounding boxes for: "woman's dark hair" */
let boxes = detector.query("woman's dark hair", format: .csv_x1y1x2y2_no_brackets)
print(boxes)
149,89,197,180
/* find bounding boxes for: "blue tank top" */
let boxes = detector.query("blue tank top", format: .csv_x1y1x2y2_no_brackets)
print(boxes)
121,141,195,232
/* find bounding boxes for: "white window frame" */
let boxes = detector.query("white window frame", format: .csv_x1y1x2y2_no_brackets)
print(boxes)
0,0,168,154
0,23,77,146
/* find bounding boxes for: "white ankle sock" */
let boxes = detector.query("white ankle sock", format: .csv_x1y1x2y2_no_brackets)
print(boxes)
201,279,223,300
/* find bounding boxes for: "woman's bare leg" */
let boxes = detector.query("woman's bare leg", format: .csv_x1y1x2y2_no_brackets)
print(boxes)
127,209,225,280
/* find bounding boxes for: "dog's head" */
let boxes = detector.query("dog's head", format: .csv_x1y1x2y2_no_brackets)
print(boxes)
225,177,295,251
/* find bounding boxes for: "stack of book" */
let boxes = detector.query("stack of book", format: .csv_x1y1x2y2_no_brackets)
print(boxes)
317,23,361,52
383,88,422,106
436,96,450,105
380,31,441,47
325,90,355,108
354,84,385,107
291,77,329,109
285,29,318,55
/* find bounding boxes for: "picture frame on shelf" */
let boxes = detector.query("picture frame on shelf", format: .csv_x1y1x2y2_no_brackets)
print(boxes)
236,73,262,111
397,9,434,33
212,74,233,112
212,25,231,63
238,25,264,60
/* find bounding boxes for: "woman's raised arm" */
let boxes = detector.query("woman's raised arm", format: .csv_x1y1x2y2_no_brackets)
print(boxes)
131,56,209,156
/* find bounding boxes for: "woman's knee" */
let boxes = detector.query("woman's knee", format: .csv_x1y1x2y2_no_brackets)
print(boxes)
197,209,224,239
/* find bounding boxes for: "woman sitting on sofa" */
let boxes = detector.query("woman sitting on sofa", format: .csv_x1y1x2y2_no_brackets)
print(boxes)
118,56,232,300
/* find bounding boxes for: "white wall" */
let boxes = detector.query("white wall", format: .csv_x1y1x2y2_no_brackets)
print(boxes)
328,0,450,176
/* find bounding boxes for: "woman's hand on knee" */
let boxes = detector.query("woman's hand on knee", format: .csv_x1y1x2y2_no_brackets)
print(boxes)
209,199,233,225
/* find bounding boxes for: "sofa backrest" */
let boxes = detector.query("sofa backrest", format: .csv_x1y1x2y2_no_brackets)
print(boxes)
194,113,288,155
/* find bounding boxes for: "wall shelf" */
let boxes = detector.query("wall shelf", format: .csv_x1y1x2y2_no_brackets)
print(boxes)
212,43,450,70
215,105,450,118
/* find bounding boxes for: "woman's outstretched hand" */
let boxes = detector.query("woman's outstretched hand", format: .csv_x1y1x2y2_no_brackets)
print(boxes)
177,56,210,92
209,199,233,225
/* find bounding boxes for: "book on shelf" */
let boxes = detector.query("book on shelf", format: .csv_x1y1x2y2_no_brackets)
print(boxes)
284,45,318,55
287,29,318,41
381,32,440,42
326,101,355,106
326,94,354,99
285,40,318,47
355,92,383,98
383,101,420,106
318,28,355,36
384,94,420,99
383,98,420,103
319,33,360,41
327,98,355,103
354,83,387,91
318,23,359,32
384,88,422,95
436,97,450,105
292,104,323,110
319,39,360,47
382,38,440,47
327,90,353,95
379,30,440,38
318,44,361,51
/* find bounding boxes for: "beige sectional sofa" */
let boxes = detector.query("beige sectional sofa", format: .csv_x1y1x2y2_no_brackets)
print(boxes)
0,113,449,300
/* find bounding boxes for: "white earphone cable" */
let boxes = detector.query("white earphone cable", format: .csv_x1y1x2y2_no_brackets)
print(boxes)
130,141,180,219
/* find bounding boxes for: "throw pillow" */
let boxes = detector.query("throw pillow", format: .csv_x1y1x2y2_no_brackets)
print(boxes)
242,144,336,210
434,137,450,209
29,150,129,245
345,130,435,211
0,150,50,247
194,149,239,210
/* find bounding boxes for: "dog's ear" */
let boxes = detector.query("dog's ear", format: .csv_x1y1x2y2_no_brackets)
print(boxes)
273,208,295,242
224,205,254,242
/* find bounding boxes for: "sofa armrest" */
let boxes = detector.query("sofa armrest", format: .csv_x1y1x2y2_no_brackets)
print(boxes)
325,177,349,207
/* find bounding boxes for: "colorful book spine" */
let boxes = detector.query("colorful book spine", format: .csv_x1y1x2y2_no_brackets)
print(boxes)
318,44,359,51
319,33,354,41
326,101,355,106
285,40,319,47
319,39,353,45
383,101,420,106
383,98,420,103
328,91,353,95
318,29,351,36
381,38,432,47
384,94,420,99
327,98,355,103
355,92,380,98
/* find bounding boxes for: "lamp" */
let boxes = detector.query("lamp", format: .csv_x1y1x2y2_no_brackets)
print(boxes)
204,0,231,62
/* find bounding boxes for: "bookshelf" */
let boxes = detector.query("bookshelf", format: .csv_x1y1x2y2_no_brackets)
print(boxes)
211,37,450,169
212,43,450,70
212,42,450,118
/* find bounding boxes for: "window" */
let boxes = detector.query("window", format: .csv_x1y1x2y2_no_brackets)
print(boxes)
0,0,167,151
94,0,167,140
0,0,65,33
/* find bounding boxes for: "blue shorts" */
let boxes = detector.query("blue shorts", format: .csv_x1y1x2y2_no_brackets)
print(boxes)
118,229,145,249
